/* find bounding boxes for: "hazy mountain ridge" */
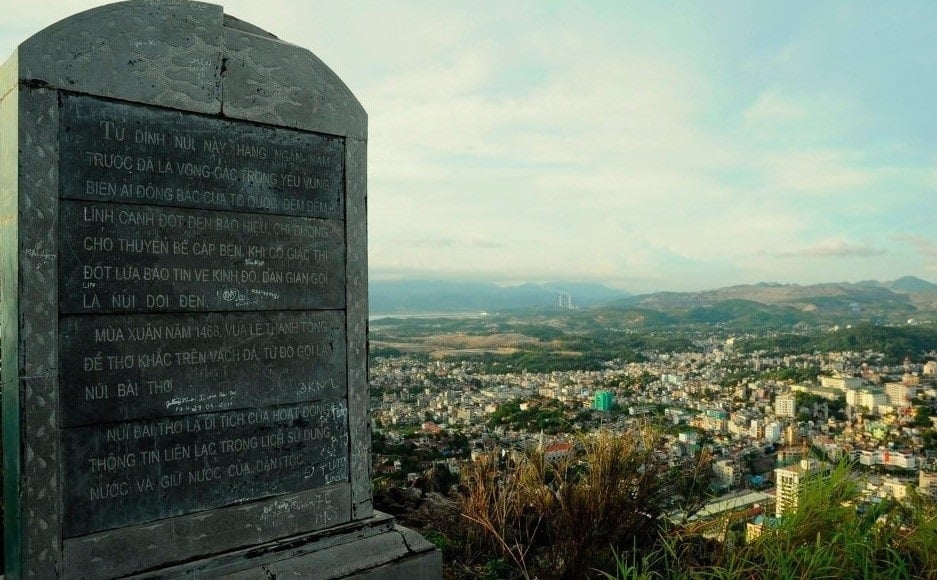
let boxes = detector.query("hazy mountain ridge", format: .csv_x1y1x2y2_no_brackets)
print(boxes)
606,276,937,327
887,275,937,293
370,280,630,314
370,277,937,324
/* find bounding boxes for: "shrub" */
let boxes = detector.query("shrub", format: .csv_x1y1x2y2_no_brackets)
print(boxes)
458,428,713,579
606,462,937,579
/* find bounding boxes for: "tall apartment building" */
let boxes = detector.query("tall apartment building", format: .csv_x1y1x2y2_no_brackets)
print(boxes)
923,361,937,377
593,390,613,412
775,393,797,418
885,382,917,407
903,373,921,386
846,387,886,410
775,459,828,517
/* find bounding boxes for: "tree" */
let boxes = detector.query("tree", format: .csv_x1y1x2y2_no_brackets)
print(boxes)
912,405,935,428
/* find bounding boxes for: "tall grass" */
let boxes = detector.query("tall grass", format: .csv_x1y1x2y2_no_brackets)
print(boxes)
459,428,713,579
606,462,937,580
454,428,937,579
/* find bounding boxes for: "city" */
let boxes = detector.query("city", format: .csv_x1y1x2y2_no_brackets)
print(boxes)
367,304,937,574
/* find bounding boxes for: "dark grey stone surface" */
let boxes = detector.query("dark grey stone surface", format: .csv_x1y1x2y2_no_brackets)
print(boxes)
116,511,399,579
222,28,367,139
64,399,349,537
348,550,444,580
66,484,354,580
59,199,346,313
60,310,347,425
18,1,224,114
1,84,65,578
346,138,373,519
60,94,345,219
218,517,439,580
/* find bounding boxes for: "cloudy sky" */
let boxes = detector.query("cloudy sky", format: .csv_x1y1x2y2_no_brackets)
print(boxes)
2,1,936,292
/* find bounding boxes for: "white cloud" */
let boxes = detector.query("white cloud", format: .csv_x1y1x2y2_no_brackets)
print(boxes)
758,150,878,194
770,239,886,259
894,235,937,258
3,1,936,292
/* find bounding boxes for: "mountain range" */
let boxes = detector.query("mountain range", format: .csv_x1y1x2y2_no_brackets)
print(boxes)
369,277,937,325
616,276,937,313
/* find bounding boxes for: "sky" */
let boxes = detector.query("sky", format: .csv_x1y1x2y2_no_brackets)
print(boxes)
2,1,936,293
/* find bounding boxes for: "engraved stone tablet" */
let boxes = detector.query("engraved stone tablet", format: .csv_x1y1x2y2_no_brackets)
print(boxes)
2,2,439,578
64,400,350,537
59,200,346,313
54,89,352,545
60,94,344,219
60,311,347,427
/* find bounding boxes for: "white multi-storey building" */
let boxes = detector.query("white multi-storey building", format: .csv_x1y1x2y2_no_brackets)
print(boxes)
765,422,781,443
846,387,886,410
713,459,742,488
885,382,916,407
923,361,937,377
775,393,797,418
775,459,827,517
820,375,863,391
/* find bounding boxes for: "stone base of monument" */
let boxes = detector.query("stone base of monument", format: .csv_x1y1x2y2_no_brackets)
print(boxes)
125,512,440,579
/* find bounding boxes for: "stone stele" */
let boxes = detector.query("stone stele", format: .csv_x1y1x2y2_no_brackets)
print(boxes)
0,1,440,578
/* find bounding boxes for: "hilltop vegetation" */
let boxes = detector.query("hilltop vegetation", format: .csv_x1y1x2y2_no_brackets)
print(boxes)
371,307,937,372
738,323,937,364
453,430,713,579
615,277,937,321
407,430,937,579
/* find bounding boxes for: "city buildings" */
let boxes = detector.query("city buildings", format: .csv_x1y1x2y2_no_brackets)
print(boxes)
594,390,614,411
369,339,937,530
775,459,829,517
775,393,796,418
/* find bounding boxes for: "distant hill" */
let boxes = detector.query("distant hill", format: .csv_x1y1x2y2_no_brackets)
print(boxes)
369,280,630,314
602,276,937,329
590,299,811,331
887,275,937,293
370,276,937,325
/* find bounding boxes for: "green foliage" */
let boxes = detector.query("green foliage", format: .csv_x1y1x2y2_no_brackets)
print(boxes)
602,463,937,579
739,333,815,355
912,405,935,428
593,300,809,332
719,367,757,388
421,529,452,553
760,365,820,383
486,400,567,433
684,299,806,329
739,323,937,364
739,464,937,578
449,349,607,373
795,391,847,420
922,429,937,451
813,324,937,364
369,345,405,358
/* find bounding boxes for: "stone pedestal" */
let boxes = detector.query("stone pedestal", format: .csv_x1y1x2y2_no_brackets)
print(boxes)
140,513,441,579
